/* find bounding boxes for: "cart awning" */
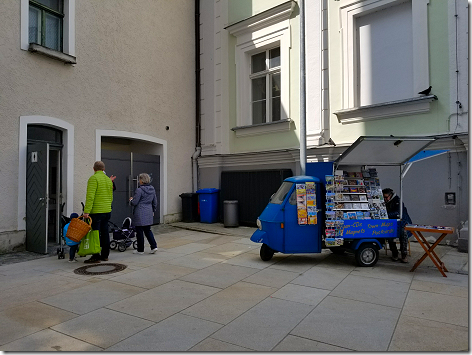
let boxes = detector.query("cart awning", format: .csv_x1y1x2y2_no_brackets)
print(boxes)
407,149,448,163
335,136,436,166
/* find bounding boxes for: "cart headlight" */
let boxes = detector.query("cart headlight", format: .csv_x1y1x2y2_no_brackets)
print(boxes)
256,218,262,230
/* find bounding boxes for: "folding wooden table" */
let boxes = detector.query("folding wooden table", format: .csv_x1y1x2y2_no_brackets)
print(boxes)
405,224,455,277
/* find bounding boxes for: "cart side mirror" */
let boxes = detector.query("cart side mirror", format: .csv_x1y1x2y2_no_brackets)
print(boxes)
269,193,275,202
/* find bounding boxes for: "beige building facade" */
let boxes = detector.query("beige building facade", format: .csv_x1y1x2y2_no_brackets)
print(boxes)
0,0,196,252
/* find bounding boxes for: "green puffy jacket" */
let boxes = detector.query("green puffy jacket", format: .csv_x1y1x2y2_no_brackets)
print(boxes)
84,171,113,214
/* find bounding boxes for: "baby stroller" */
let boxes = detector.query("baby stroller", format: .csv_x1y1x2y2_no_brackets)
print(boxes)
109,217,137,252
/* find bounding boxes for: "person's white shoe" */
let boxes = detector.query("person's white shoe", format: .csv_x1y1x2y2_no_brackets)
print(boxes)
150,248,158,254
133,250,144,255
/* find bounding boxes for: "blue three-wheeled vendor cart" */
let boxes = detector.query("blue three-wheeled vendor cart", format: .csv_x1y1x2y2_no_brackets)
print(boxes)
250,136,435,267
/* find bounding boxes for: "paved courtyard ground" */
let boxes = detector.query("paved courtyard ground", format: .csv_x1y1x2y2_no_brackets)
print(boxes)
0,223,468,351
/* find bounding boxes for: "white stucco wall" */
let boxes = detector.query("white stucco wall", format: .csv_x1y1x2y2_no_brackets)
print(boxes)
0,0,196,237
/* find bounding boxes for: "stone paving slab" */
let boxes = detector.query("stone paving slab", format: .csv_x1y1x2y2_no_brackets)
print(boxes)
0,301,78,346
51,308,154,349
189,337,252,351
291,296,401,351
330,274,410,308
1,329,102,351
402,289,468,327
41,279,146,315
181,281,277,324
107,280,220,322
179,263,260,289
272,334,352,352
107,262,197,289
212,297,314,351
389,315,469,351
106,313,222,352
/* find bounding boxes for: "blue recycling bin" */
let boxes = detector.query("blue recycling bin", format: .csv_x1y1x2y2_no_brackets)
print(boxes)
196,188,219,223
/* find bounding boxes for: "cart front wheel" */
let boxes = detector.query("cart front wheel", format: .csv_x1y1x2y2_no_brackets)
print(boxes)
110,240,117,250
260,243,274,261
355,243,379,267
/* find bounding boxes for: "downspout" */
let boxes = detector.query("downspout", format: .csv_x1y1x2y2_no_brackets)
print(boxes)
192,0,202,192
299,0,307,175
320,0,330,145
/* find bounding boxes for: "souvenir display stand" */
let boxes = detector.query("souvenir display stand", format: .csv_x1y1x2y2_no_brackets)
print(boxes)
251,136,436,267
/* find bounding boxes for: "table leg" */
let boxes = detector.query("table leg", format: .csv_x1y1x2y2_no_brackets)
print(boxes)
416,232,449,273
410,231,448,277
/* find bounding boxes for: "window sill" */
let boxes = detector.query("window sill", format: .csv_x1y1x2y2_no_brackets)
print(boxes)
28,43,77,64
334,95,438,124
231,119,293,137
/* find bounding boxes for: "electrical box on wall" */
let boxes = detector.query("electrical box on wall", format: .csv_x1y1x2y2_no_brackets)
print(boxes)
445,192,456,205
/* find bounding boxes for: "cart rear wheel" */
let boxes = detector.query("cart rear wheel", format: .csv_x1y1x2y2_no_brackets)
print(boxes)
260,243,274,261
110,240,117,250
118,243,127,252
133,240,138,250
355,243,379,267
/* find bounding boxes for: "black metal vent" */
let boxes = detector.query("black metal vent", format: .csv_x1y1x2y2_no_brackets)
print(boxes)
220,169,292,227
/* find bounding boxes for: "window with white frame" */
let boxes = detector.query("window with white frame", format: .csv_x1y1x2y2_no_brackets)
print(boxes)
225,1,294,136
356,1,413,106
21,0,75,61
250,47,281,124
29,0,64,52
335,0,433,124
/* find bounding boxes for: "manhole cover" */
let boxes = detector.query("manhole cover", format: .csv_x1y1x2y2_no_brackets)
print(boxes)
74,263,127,275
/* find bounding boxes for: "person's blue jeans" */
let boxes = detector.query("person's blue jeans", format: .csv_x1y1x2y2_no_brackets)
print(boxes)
135,225,157,252
90,212,111,259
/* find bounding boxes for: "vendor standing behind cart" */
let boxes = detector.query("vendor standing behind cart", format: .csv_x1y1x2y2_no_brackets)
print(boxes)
383,188,412,263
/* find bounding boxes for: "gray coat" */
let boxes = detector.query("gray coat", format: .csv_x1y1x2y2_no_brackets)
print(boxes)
130,184,157,226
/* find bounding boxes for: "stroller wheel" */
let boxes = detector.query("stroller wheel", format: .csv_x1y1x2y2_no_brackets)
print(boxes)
110,240,117,250
118,243,127,252
133,240,138,250
58,251,65,259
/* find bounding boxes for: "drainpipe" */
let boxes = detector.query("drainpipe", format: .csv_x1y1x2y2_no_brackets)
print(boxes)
320,0,330,145
299,0,307,175
193,0,202,192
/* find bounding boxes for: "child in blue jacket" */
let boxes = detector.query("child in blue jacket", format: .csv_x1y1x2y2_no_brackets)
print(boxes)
64,213,80,262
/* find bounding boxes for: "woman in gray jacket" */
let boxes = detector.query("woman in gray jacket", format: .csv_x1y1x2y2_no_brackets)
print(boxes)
129,173,158,254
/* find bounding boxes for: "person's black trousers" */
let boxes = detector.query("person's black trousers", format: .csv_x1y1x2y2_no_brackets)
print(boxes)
90,212,111,259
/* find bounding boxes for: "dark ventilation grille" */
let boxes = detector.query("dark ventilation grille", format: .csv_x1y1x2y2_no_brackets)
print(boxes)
220,169,292,227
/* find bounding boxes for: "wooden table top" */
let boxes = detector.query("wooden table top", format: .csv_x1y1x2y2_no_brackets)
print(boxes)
405,224,455,234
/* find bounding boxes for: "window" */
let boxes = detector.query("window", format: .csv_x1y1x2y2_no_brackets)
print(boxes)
29,0,63,52
270,182,293,204
356,1,413,106
21,0,76,63
251,47,281,124
335,0,433,124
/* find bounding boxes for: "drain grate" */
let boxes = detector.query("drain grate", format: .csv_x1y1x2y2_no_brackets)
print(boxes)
74,263,127,275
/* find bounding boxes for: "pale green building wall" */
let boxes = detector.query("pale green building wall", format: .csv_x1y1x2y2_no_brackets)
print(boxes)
226,0,301,154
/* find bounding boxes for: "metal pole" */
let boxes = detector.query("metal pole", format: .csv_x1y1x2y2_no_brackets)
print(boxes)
299,0,307,175
399,165,403,219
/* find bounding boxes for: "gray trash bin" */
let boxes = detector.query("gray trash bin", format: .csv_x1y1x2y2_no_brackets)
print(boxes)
224,200,239,227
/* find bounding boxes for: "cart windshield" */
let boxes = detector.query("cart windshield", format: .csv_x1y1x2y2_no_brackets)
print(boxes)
270,182,293,204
